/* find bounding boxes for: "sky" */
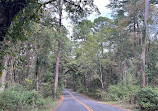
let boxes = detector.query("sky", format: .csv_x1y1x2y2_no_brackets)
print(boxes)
87,0,111,21
62,0,111,36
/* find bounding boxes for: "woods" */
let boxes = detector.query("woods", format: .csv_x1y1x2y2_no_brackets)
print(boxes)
0,0,158,111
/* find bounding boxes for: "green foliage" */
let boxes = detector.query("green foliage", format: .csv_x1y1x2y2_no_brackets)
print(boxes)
73,20,94,40
135,87,158,110
42,72,63,98
0,85,49,111
88,89,107,100
42,72,54,97
21,90,44,106
106,84,139,101
0,87,20,111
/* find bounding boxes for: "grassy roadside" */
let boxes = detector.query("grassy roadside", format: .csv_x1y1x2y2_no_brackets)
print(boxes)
34,94,64,111
43,100,59,111
29,97,59,111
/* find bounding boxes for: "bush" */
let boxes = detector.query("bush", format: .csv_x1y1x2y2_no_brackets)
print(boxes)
94,89,107,100
42,72,54,97
135,87,158,110
106,84,139,101
0,88,20,111
22,90,45,108
0,84,49,111
42,72,63,98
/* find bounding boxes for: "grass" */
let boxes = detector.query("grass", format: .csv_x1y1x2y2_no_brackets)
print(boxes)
30,97,59,111
42,99,59,111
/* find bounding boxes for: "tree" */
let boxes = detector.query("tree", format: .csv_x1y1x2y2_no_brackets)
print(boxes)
140,0,149,88
0,0,33,41
0,54,9,91
0,0,58,41
73,20,94,41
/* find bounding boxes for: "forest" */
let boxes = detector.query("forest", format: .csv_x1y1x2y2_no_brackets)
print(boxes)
0,0,158,111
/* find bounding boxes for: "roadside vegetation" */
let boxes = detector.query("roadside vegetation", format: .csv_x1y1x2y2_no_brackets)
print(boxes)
0,0,158,111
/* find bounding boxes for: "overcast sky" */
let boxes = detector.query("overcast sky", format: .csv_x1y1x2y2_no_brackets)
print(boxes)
88,0,111,21
62,0,111,36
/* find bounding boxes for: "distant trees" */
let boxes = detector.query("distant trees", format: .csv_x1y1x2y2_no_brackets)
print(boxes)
107,0,155,88
69,17,119,91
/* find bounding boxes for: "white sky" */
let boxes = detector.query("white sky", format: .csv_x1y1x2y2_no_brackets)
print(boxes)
88,0,111,21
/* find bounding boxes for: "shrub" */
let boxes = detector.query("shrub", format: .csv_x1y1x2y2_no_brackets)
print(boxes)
77,86,86,93
22,90,44,107
0,88,20,111
106,84,139,101
42,72,54,97
135,87,158,110
0,84,49,111
94,89,107,100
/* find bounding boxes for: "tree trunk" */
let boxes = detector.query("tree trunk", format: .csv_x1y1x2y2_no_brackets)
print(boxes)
13,62,16,83
98,58,104,90
126,60,129,84
35,57,40,91
25,43,31,79
54,40,62,99
119,54,123,83
0,54,9,91
53,0,63,99
133,16,138,79
140,0,149,88
84,70,87,92
141,43,146,88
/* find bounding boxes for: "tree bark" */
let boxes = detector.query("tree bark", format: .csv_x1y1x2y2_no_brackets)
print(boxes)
126,60,129,84
133,16,138,79
141,43,146,88
53,0,63,99
35,58,39,91
98,58,104,90
140,0,149,88
0,54,9,91
54,40,62,99
25,43,31,79
119,54,123,83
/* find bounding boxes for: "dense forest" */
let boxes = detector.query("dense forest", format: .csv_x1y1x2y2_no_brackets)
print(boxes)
0,0,158,111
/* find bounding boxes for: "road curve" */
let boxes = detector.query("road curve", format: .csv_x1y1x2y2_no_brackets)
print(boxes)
55,89,126,111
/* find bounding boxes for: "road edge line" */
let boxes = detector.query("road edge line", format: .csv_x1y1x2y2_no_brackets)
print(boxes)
52,94,64,111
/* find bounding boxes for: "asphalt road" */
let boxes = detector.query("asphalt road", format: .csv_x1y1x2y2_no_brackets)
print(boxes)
55,89,126,111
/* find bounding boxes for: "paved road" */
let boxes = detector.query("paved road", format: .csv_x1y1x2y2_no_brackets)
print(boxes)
55,89,126,111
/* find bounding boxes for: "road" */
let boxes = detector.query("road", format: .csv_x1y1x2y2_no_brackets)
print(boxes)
55,89,126,111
